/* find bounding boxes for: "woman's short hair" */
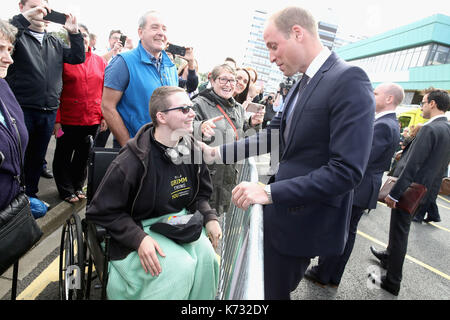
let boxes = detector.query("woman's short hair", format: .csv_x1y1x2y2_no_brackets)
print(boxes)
149,86,187,126
210,64,236,81
0,20,18,45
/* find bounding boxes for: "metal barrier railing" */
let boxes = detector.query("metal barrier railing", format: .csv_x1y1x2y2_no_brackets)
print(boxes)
216,157,264,300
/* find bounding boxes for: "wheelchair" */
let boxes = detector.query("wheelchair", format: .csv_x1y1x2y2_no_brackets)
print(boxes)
59,146,119,300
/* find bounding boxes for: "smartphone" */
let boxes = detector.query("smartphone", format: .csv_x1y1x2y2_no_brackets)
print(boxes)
166,44,186,57
56,128,64,138
246,102,265,113
119,35,127,46
43,10,67,25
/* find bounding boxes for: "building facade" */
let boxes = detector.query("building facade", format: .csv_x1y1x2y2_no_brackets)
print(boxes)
336,14,450,104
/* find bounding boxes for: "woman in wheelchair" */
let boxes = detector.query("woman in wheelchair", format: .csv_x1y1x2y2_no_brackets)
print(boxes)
86,86,222,300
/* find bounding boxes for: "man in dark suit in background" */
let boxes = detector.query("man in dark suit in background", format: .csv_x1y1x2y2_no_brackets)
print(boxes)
370,89,450,296
304,83,403,288
201,6,375,299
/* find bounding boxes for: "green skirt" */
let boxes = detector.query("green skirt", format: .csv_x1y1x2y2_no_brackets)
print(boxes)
106,209,219,300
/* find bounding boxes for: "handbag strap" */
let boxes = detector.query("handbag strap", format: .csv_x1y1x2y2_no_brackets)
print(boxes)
0,97,25,190
215,104,239,141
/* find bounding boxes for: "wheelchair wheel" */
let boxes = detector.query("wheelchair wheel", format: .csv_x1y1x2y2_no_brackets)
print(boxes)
59,213,85,300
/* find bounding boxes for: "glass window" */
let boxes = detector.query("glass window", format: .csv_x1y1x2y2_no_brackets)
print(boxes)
425,44,437,66
394,50,405,71
433,45,450,65
384,52,394,72
390,51,401,71
386,52,395,72
410,47,421,68
402,48,415,70
417,45,431,67
381,53,390,72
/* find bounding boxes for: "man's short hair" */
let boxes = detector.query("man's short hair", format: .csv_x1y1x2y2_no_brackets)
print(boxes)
210,64,236,81
109,29,121,39
149,86,186,127
426,89,450,112
138,10,159,29
79,23,89,34
224,57,236,64
0,20,18,44
271,6,318,39
383,83,405,106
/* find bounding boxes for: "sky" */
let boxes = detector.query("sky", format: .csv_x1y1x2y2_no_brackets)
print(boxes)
2,0,450,73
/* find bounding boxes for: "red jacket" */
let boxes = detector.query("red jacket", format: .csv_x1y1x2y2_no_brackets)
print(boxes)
56,48,107,126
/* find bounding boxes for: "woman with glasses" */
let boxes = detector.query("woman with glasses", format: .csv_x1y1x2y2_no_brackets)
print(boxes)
52,24,108,203
192,64,264,216
87,86,221,299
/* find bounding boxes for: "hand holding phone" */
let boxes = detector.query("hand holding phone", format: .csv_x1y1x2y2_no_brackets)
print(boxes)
119,35,127,46
246,102,265,113
43,10,67,25
166,44,186,57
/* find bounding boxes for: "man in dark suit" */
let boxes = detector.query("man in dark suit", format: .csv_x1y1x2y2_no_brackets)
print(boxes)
201,6,375,299
303,83,403,288
370,89,450,296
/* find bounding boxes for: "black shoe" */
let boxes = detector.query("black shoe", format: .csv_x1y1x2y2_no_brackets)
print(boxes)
304,268,331,288
41,168,54,179
424,217,441,223
370,246,388,269
368,272,400,296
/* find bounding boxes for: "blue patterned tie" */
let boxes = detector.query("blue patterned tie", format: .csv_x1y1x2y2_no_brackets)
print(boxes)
283,74,310,143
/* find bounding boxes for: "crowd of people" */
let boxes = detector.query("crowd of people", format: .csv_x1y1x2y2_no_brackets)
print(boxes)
0,1,449,301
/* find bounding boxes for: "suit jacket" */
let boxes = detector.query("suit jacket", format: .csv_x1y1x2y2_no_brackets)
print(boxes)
222,52,375,257
390,117,450,205
353,113,400,209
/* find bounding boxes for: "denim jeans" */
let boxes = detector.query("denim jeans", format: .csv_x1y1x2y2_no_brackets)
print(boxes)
22,108,57,197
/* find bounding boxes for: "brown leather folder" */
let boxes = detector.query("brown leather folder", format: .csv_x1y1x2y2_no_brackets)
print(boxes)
378,176,427,215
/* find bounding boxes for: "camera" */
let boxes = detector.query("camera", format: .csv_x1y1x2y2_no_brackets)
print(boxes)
279,77,295,93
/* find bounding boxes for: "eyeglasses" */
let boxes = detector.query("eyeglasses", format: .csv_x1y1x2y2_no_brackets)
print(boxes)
420,101,427,107
161,105,194,114
217,77,236,85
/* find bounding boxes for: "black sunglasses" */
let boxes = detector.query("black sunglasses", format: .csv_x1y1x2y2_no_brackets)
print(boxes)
161,105,194,114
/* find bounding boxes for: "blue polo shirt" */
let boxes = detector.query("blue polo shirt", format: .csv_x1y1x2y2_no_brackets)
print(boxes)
104,41,178,138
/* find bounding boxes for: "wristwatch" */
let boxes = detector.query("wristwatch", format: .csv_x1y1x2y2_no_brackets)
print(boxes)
264,184,273,204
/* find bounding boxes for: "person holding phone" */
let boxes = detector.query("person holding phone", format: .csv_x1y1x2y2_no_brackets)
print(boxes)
101,10,178,147
192,64,263,216
5,0,85,200
176,47,199,96
52,24,107,204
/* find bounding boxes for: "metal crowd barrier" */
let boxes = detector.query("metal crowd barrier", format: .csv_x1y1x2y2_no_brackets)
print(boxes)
216,157,264,300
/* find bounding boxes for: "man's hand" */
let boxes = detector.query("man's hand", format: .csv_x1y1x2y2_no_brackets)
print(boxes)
200,115,224,139
22,5,49,23
232,182,271,211
384,196,397,209
205,220,222,250
198,141,221,164
183,47,195,69
63,13,79,34
53,123,62,138
250,109,265,127
137,235,166,276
